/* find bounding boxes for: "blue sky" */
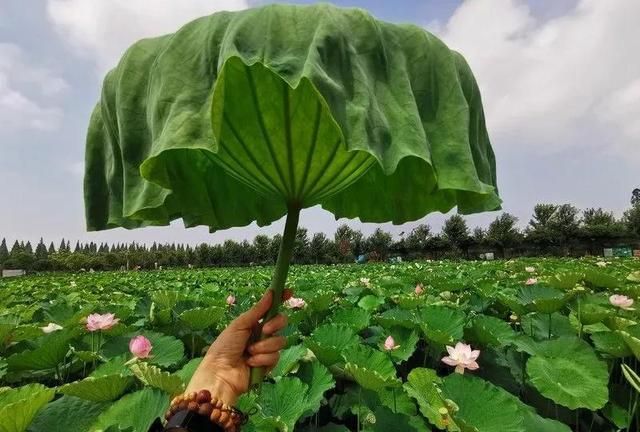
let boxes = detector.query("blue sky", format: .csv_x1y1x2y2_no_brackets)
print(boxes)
1,0,638,247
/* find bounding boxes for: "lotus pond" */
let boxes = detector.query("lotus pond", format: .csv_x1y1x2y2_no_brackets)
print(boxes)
1,258,639,431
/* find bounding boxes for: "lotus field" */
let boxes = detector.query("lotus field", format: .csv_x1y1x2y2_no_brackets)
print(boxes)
1,258,640,431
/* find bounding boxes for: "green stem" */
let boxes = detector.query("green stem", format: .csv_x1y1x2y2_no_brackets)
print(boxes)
249,207,301,388
548,313,552,340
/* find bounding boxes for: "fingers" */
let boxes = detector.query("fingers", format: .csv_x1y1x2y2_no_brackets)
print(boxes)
247,336,286,355
231,290,273,330
246,352,280,368
262,313,287,335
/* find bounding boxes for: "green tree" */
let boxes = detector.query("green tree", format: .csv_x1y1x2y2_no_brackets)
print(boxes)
35,238,48,260
404,224,431,253
485,213,522,257
0,239,8,265
309,232,333,264
253,234,271,265
624,203,640,237
293,228,310,264
365,228,393,261
48,242,56,254
580,208,626,247
442,214,470,254
334,224,364,262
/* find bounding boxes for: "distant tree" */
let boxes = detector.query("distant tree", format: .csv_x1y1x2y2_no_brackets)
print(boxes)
48,242,56,254
632,188,640,205
24,241,33,255
35,238,48,260
252,235,271,264
472,227,486,246
581,208,626,243
58,239,67,252
269,234,282,264
527,203,580,253
10,240,21,255
309,232,332,264
293,228,310,264
74,241,82,253
624,203,640,237
442,214,471,255
365,228,393,261
405,224,431,253
486,213,522,257
334,224,364,262
0,239,8,264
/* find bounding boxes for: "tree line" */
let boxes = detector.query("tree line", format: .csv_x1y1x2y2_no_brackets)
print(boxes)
2,200,639,272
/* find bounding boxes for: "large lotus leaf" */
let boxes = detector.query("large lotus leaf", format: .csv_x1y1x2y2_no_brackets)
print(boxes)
370,406,429,432
28,396,111,432
383,327,419,363
258,377,309,431
297,360,336,416
174,357,203,383
375,308,417,330
269,344,308,378
85,3,499,232
419,305,466,346
92,388,169,432
404,368,456,430
465,314,516,347
6,328,79,372
130,362,185,395
0,383,55,432
343,345,400,390
101,331,184,368
90,355,131,377
58,374,133,402
617,325,640,359
304,324,359,367
330,308,371,331
516,285,567,314
590,331,632,358
178,306,225,331
526,337,609,410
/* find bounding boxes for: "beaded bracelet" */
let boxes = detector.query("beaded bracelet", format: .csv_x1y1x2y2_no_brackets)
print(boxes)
165,390,247,432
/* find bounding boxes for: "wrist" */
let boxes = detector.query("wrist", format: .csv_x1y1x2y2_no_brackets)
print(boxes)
185,376,239,407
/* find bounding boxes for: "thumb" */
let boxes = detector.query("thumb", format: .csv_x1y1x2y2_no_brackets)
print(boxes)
232,290,274,330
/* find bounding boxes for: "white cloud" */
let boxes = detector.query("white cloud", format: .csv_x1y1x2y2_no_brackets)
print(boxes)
0,43,67,132
47,0,249,74
436,0,640,156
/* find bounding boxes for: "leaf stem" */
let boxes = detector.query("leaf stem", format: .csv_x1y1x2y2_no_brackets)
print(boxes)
249,206,301,388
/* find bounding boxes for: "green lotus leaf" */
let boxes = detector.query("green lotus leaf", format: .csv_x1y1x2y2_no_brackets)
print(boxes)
6,328,79,372
602,383,633,429
375,308,417,330
90,355,131,377
92,388,169,432
101,331,184,368
28,396,110,432
404,368,457,430
526,337,609,410
357,295,385,312
304,324,359,367
330,308,370,331
442,374,570,432
573,302,611,325
174,357,203,383
547,272,582,290
465,314,516,347
370,406,429,432
58,374,133,402
257,377,309,431
343,345,400,391
130,362,185,395
617,325,640,359
419,305,466,346
0,383,55,432
521,312,575,340
516,285,567,314
590,331,632,358
178,306,225,331
383,327,419,363
583,269,620,290
627,271,640,283
297,360,336,416
270,344,308,378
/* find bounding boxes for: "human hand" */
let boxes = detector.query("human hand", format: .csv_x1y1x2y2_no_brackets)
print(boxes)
184,290,287,405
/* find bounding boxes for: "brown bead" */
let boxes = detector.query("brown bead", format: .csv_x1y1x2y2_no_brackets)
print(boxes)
187,401,199,412
210,408,221,422
198,402,213,416
196,389,211,403
178,400,189,411
219,411,230,425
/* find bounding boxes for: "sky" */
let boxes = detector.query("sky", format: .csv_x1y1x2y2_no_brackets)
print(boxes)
0,0,638,247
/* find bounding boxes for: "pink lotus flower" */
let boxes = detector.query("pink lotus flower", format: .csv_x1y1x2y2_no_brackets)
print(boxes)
525,278,538,285
384,335,400,351
525,266,535,273
41,323,63,333
129,335,153,359
415,283,424,296
86,313,119,332
442,342,480,374
284,297,306,309
610,294,634,310
226,294,236,306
